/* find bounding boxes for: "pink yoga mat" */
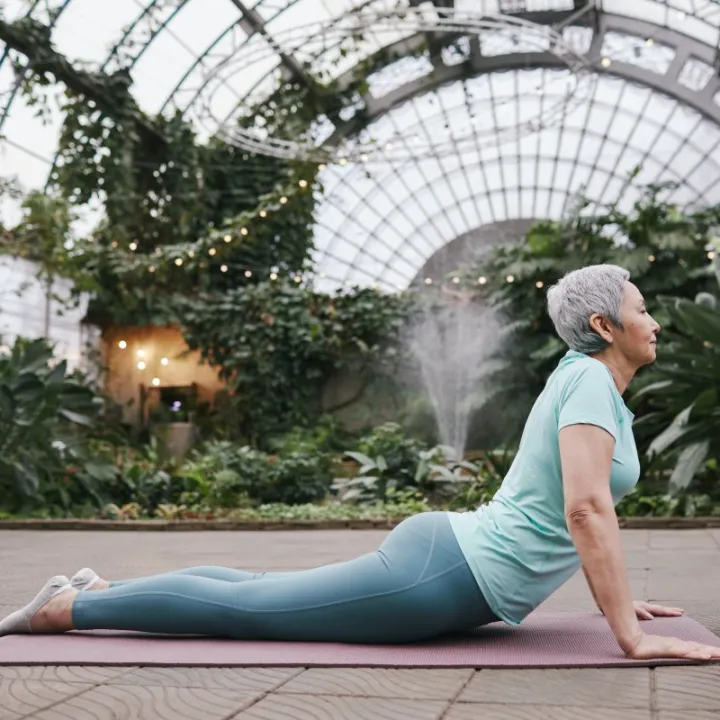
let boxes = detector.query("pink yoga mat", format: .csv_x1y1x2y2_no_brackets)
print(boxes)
1,613,718,669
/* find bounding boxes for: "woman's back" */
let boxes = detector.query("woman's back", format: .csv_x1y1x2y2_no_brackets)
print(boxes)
449,350,640,625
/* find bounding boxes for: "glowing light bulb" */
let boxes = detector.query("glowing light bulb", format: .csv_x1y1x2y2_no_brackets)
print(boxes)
506,275,515,283
299,180,308,188
478,276,487,284
208,248,216,256
221,264,228,273
137,349,145,358
536,280,544,288
245,270,252,278
240,227,248,235
129,242,137,251
149,266,156,273
118,340,127,349
175,258,183,266
137,361,146,370
224,234,232,243
152,377,160,386
259,210,267,218
279,196,287,204
161,357,169,366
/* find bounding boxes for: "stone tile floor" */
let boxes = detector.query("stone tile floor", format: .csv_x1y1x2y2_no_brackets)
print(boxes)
1,527,719,719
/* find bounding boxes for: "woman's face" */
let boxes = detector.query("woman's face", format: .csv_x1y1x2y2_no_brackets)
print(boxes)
615,282,661,366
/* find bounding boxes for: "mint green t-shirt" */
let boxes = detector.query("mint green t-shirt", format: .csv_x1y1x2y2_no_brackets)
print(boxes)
449,350,640,625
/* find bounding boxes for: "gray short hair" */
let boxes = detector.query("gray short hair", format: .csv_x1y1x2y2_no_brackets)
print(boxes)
546,264,630,354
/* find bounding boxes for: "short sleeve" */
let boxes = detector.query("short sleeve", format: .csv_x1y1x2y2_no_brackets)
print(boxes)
557,361,619,440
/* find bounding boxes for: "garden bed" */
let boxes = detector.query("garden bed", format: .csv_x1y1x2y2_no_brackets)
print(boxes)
1,516,720,530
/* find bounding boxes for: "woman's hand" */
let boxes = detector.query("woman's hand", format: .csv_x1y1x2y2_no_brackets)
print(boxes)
627,633,720,661
633,601,684,620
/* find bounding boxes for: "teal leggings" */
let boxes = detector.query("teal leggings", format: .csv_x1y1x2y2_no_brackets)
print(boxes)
72,511,498,643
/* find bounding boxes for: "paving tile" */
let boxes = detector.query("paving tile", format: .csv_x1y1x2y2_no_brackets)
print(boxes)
655,665,720,711
0,679,93,719
649,532,716,550
0,666,130,683
30,684,259,720
445,703,651,719
107,666,300,691
231,694,447,719
458,668,651,707
276,668,472,699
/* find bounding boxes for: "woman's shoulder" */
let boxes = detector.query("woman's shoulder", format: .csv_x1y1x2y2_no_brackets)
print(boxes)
553,353,617,399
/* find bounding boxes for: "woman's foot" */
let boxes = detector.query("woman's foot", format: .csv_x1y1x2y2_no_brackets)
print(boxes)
0,576,71,636
70,568,110,592
28,587,78,633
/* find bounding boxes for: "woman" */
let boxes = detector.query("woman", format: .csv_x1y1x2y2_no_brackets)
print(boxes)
2,264,719,661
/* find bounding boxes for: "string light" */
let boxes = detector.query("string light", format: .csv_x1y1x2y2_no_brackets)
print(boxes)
137,349,145,358
648,254,656,262
149,266,156,273
240,227,249,235
244,270,252,278
270,272,278,280
129,242,137,251
279,196,288,204
424,278,432,284
223,234,232,243
452,277,460,283
259,210,267,218
152,377,160,386
161,357,169,366
478,276,487,284
188,250,194,258
118,340,127,349
209,248,217,256
294,275,302,283
536,280,544,288
506,275,515,283
708,251,715,259
299,180,308,188
137,361,146,370
601,57,611,68
318,164,326,171
175,258,183,266
221,264,228,273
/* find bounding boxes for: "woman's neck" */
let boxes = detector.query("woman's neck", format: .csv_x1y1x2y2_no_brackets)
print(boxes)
589,350,636,395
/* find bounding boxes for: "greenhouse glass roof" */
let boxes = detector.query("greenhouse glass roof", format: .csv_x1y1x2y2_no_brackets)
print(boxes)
2,0,720,291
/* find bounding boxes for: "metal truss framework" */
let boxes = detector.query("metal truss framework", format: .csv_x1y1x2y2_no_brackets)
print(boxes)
2,0,720,291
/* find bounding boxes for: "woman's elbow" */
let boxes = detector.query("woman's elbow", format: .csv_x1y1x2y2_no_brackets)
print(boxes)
565,495,613,529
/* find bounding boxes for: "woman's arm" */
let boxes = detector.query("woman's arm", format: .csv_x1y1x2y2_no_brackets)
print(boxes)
559,423,642,654
582,566,603,613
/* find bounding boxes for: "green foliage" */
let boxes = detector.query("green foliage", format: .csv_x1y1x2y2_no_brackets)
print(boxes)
630,291,720,491
0,338,110,511
177,282,412,443
178,440,333,508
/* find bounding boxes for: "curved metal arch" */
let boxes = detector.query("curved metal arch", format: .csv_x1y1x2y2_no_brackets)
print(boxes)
409,218,538,288
323,149,711,288
100,0,192,74
319,116,716,279
155,0,384,117
324,13,720,150
326,169,618,288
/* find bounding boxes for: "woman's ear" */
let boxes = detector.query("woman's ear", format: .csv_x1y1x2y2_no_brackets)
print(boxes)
589,313,613,343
